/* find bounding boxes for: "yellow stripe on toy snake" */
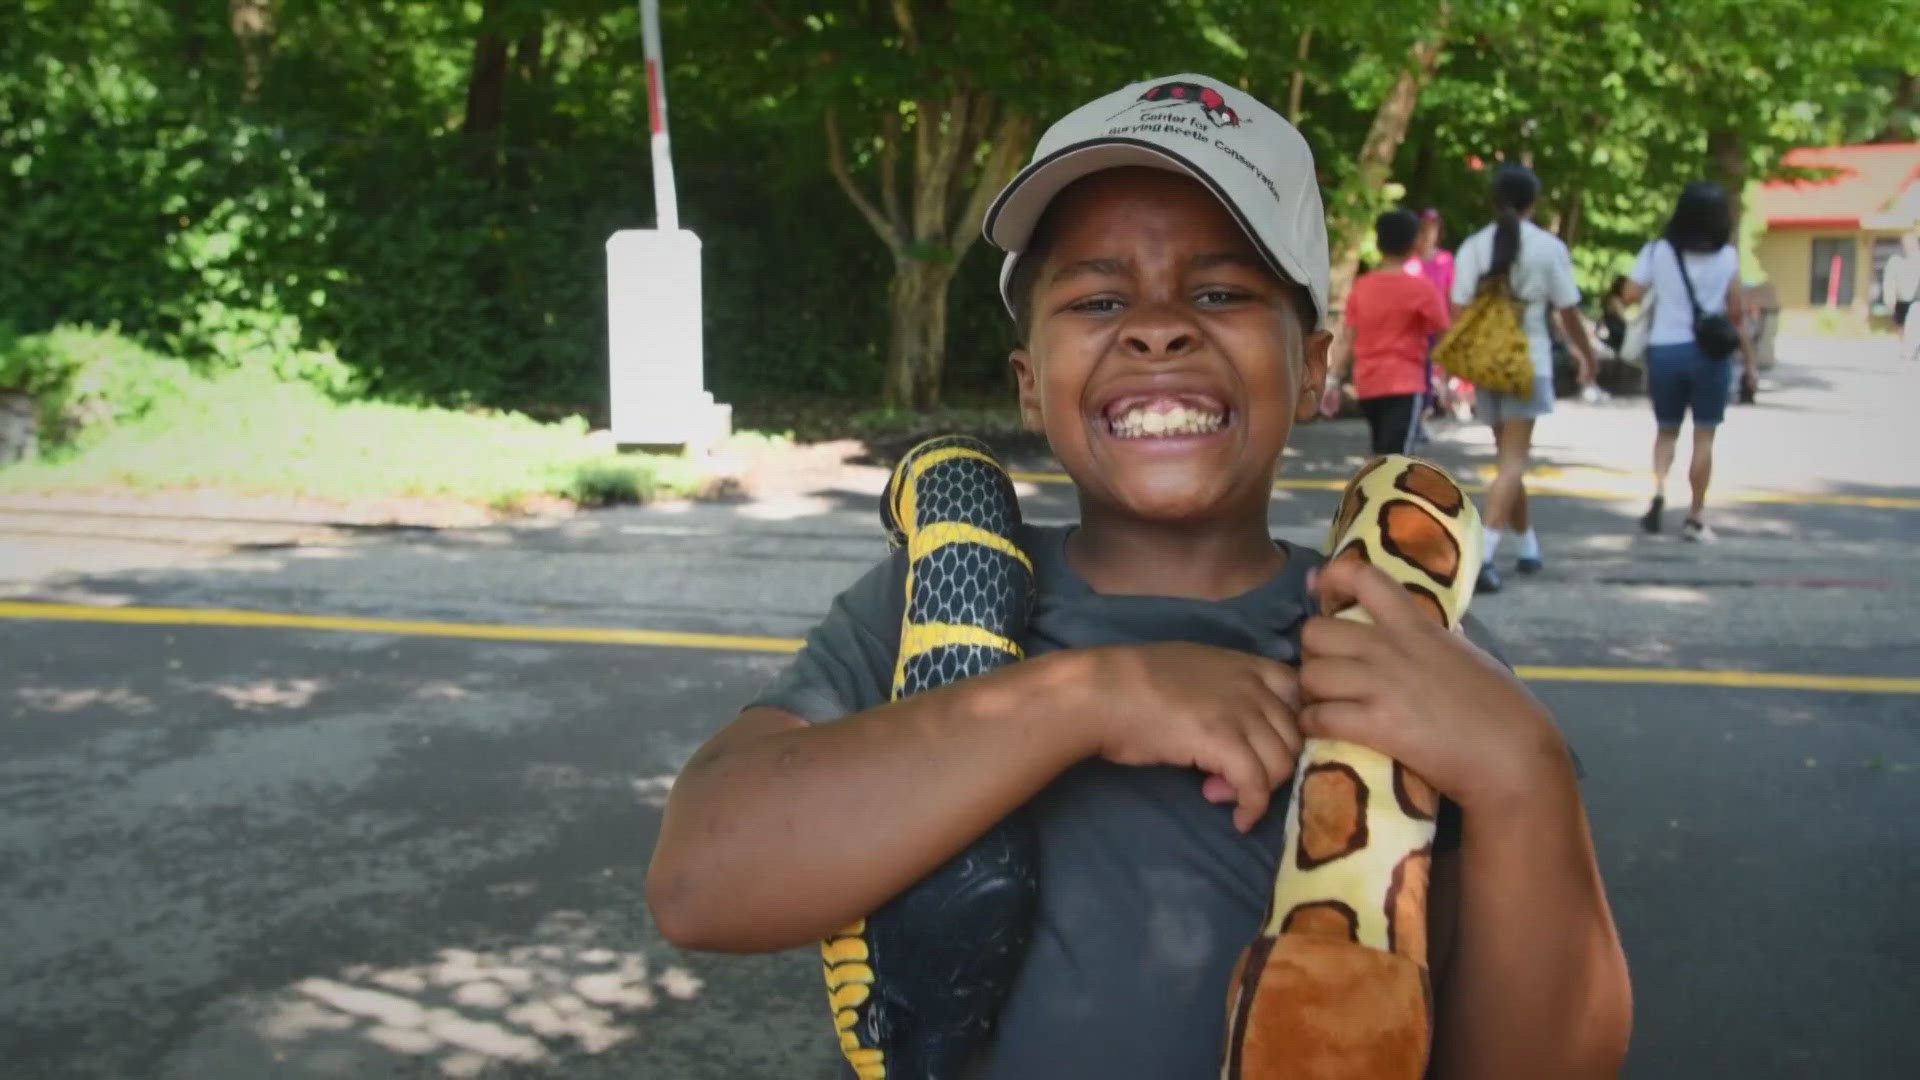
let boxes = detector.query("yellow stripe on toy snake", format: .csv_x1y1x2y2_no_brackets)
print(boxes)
898,622,1022,658
822,435,1040,1080
909,521,1034,573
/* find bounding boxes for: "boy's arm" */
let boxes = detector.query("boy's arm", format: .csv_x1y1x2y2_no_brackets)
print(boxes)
646,654,1094,954
1425,764,1632,1079
650,640,1308,954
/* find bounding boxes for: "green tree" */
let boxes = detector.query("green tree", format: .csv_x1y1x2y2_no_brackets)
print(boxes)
1384,0,1920,292
695,0,1241,408
1322,3,1451,307
813,4,1035,408
7,0,1915,418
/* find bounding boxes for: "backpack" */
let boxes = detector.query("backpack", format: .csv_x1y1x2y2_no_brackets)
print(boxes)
1433,276,1533,398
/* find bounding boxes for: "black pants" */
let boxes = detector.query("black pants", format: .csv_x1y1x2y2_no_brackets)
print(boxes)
1359,394,1419,456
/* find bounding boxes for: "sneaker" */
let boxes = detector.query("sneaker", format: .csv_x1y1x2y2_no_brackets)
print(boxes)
1640,496,1664,534
1681,519,1717,543
1476,563,1504,594
1516,556,1544,575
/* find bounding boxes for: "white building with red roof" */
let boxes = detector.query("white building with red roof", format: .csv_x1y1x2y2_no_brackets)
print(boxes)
1753,143,1920,323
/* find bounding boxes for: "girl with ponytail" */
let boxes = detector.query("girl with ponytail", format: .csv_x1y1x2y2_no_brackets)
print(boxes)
1448,164,1599,594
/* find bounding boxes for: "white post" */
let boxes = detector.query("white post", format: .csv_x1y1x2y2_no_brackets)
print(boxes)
639,0,679,233
606,0,728,449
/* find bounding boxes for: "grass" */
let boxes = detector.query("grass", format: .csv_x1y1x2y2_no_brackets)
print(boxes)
0,365,723,513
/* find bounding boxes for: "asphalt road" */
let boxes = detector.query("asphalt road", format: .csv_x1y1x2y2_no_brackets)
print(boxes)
2,338,1916,1078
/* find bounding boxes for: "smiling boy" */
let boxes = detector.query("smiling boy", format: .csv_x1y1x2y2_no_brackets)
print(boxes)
647,76,1631,1078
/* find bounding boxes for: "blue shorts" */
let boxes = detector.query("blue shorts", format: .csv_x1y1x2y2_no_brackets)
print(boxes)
1647,341,1730,429
1475,375,1555,426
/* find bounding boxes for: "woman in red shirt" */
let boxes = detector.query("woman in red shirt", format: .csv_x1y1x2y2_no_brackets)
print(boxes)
1324,209,1452,454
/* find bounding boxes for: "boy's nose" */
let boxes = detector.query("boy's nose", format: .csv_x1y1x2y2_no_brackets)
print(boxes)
1120,305,1198,358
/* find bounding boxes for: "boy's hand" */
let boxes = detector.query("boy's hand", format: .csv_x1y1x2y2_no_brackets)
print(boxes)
1072,643,1304,832
1298,558,1570,811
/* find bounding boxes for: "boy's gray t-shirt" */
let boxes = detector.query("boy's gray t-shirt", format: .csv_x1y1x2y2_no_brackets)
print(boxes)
749,523,1489,1079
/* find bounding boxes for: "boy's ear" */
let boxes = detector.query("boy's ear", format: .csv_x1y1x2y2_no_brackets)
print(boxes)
1295,328,1333,422
1009,350,1044,432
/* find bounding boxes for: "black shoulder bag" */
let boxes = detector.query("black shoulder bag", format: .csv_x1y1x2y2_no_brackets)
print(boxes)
1671,240,1742,360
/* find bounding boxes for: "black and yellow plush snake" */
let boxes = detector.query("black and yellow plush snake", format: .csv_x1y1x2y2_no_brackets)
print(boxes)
820,435,1040,1080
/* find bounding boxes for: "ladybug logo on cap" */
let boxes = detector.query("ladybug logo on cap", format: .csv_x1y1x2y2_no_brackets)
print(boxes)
1117,81,1244,128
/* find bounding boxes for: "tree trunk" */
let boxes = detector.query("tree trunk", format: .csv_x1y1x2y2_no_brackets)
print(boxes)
1558,185,1583,249
514,20,544,88
228,0,274,103
827,86,1030,409
1408,131,1434,206
463,0,510,148
173,0,207,70
1327,12,1451,312
884,259,957,408
1707,128,1745,229
1875,74,1920,142
1288,27,1314,123
505,15,544,192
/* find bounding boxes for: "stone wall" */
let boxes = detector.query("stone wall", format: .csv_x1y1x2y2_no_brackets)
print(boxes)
0,393,37,464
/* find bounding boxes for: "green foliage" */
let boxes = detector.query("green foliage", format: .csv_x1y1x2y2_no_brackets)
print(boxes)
563,459,656,508
0,324,198,451
0,0,921,414
0,0,1913,420
1384,0,1920,300
0,342,705,507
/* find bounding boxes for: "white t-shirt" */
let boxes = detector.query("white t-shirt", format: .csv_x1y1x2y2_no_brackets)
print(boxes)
1883,250,1920,306
1450,220,1582,378
1629,241,1739,348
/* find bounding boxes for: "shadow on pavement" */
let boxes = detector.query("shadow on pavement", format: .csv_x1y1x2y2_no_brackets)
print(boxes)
1,622,844,1079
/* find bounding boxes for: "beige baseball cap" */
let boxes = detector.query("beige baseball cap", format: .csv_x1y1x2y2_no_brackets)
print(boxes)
983,74,1330,329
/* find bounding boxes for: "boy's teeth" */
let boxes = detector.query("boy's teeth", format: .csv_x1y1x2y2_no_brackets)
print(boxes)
1110,404,1225,439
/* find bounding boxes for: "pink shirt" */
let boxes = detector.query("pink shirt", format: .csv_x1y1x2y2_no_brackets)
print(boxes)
1405,250,1456,308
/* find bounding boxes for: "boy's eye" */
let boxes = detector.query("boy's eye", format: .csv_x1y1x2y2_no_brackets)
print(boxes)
1068,296,1125,315
1195,288,1250,307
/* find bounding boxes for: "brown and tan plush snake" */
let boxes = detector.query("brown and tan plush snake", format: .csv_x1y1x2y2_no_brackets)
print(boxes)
1222,453,1483,1080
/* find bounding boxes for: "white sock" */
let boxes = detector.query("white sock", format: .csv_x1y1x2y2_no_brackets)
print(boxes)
1482,526,1504,566
1517,528,1541,561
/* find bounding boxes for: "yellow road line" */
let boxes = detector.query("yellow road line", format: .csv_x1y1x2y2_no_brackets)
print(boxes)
1509,666,1920,695
1006,471,1920,510
1729,491,1920,510
0,601,801,653
5,601,1917,695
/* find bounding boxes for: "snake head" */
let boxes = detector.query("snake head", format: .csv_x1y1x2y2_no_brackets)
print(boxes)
1324,454,1480,630
880,435,1008,551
